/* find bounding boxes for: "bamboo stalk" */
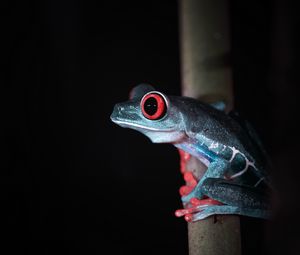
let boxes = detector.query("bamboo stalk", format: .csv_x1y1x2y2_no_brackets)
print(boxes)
179,0,241,254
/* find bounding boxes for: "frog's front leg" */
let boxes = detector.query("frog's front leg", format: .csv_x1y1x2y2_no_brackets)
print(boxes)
187,178,271,221
181,158,230,204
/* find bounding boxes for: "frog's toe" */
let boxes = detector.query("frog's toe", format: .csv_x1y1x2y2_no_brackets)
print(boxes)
175,198,223,219
186,205,272,222
189,205,240,221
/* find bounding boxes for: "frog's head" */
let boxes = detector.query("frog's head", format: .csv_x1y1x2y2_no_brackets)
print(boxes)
110,84,187,143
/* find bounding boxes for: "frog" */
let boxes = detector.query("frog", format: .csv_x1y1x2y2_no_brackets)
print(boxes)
110,84,272,222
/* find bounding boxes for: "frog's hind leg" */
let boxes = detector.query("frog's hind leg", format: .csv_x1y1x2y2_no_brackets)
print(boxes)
193,177,271,220
202,178,269,209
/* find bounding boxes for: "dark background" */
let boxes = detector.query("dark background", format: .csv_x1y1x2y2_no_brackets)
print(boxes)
2,0,300,254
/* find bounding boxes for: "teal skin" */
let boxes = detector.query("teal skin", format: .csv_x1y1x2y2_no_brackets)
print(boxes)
111,84,272,221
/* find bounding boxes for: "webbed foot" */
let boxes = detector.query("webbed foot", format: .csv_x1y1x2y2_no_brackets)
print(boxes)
185,205,271,222
175,198,222,221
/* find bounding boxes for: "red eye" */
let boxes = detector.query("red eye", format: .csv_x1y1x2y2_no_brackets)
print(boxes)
141,93,167,120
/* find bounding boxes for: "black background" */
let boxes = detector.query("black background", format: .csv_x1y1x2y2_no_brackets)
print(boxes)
2,0,300,254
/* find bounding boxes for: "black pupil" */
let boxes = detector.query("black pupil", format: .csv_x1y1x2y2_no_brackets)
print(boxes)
144,97,158,116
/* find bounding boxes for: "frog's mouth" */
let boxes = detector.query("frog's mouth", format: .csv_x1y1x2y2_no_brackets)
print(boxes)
111,118,175,132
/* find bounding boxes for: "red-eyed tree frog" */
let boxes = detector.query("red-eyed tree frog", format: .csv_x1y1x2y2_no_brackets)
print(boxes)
110,84,272,222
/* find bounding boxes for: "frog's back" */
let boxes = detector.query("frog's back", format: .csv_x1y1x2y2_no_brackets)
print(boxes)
171,96,270,182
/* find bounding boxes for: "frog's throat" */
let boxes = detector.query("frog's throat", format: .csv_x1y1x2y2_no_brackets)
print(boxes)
112,119,176,132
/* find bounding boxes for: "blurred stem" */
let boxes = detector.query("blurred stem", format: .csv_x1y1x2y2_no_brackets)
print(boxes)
179,0,241,254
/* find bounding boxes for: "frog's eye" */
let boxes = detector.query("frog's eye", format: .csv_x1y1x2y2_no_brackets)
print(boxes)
141,92,167,120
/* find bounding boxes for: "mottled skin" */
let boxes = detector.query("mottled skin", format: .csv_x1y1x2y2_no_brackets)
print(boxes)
111,84,272,221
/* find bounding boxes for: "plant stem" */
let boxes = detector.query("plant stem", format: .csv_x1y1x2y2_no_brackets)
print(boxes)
179,1,241,254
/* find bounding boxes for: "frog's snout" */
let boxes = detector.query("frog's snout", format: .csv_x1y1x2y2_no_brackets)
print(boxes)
110,103,122,122
110,102,139,124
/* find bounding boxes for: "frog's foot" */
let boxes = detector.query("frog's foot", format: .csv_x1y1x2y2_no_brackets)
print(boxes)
175,198,223,222
187,205,271,222
178,171,198,196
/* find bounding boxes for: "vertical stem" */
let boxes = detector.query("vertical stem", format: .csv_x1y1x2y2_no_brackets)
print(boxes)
179,0,241,254
180,0,233,110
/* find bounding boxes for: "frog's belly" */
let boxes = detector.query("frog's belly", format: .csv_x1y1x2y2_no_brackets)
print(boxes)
174,143,213,167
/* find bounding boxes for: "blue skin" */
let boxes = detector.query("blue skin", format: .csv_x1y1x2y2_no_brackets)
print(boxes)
111,84,272,221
